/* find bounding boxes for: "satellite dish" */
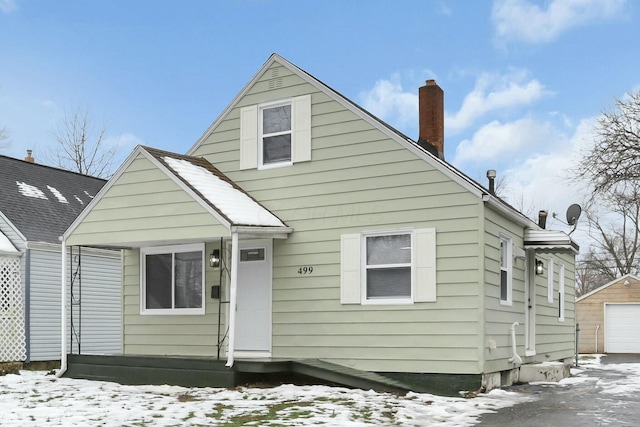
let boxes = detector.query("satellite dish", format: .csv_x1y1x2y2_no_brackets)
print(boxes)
566,204,582,226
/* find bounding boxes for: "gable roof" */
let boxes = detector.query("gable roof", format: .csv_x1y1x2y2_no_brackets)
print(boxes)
63,146,290,243
576,273,640,302
0,230,19,255
143,147,287,228
0,154,105,244
186,53,544,232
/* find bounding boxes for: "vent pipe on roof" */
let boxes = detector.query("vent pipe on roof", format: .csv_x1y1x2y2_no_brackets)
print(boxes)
25,150,35,163
418,80,444,160
538,210,548,229
486,169,496,195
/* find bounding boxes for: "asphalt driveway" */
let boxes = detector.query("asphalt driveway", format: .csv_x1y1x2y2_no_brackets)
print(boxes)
478,355,640,426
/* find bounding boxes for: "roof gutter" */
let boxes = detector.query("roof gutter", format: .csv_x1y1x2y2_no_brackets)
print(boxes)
482,194,536,229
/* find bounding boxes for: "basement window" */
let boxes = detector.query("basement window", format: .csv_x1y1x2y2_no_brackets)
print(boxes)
141,243,205,315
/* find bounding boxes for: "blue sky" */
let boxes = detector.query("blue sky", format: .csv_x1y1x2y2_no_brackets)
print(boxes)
0,0,638,242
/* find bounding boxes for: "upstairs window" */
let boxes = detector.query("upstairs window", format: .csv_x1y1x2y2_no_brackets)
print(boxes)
500,234,513,305
260,102,292,166
240,95,311,170
141,243,205,315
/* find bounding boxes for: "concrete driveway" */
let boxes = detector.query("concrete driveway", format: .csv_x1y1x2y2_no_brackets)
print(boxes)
478,355,640,426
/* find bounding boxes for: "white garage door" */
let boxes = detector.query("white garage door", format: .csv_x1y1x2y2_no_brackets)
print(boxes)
606,304,640,353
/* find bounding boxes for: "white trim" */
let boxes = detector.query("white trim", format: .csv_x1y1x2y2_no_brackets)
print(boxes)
576,273,640,301
226,232,239,367
140,243,205,316
547,256,554,303
499,234,513,306
258,99,293,169
0,211,27,244
56,240,68,378
524,249,536,355
361,230,414,305
233,350,272,359
558,263,565,322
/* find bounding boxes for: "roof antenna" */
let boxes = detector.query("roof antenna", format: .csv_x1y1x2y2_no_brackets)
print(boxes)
552,204,582,235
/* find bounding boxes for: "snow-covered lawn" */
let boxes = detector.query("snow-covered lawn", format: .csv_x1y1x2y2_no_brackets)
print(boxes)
0,371,530,426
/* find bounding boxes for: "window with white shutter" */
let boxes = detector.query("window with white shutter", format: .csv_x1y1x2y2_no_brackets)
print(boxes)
240,95,311,170
340,228,436,305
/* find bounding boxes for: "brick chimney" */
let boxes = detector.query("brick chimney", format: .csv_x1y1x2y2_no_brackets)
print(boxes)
418,80,444,160
25,149,35,163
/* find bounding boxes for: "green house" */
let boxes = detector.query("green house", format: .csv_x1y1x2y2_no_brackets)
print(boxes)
61,54,578,393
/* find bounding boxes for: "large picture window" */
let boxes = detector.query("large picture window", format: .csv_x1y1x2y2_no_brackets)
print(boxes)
141,243,204,315
500,234,513,305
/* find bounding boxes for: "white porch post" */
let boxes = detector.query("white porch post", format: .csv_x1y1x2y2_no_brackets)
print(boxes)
226,232,239,367
56,239,68,377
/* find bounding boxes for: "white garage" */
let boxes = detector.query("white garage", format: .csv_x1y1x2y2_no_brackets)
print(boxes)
605,303,640,353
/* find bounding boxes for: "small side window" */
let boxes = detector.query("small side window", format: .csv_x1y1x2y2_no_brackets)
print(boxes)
500,235,513,305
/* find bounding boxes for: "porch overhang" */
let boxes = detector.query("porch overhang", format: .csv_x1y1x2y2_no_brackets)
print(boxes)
524,229,580,254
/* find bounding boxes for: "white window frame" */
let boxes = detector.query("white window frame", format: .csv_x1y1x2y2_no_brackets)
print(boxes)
362,230,414,305
140,243,205,315
340,228,436,305
558,263,565,321
259,99,293,169
499,234,513,305
240,95,311,170
547,256,554,303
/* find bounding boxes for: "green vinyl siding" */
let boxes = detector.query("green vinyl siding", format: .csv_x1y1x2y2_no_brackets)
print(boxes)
191,61,485,374
482,205,527,373
67,154,229,247
121,242,226,357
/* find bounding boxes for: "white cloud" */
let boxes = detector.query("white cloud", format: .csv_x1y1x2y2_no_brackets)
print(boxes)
452,117,552,166
104,132,144,149
0,0,17,13
446,69,548,134
359,73,419,131
499,117,597,247
492,0,626,44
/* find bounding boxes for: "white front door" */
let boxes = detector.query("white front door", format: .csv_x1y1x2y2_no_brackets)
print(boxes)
234,239,272,354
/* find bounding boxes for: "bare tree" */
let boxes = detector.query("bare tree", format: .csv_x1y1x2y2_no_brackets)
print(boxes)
0,127,8,150
575,183,640,295
575,89,640,195
50,108,115,178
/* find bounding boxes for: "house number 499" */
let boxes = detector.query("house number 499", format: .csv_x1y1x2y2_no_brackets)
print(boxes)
298,266,313,275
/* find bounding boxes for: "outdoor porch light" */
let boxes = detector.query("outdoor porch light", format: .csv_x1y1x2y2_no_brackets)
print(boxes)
535,259,544,275
209,249,220,268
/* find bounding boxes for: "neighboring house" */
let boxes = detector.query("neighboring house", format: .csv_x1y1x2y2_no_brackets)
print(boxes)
576,274,640,354
0,153,122,364
62,54,578,392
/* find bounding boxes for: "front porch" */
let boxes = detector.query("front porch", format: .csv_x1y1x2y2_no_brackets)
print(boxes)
62,354,483,396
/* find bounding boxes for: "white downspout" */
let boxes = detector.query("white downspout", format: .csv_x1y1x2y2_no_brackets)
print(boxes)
508,321,523,365
225,232,239,367
56,239,68,378
595,324,600,353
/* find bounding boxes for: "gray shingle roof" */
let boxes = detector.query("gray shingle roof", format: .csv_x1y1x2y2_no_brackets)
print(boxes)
0,154,106,244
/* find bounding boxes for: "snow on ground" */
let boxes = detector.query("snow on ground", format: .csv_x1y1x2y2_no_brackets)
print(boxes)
1,357,634,426
0,371,530,426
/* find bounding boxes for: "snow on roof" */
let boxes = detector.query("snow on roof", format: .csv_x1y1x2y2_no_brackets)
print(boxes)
0,231,18,253
47,185,69,203
163,156,285,227
16,181,48,200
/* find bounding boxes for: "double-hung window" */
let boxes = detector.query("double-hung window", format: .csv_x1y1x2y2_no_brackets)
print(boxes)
260,101,292,166
365,233,412,301
500,234,513,305
340,228,436,305
141,243,205,315
239,95,311,170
